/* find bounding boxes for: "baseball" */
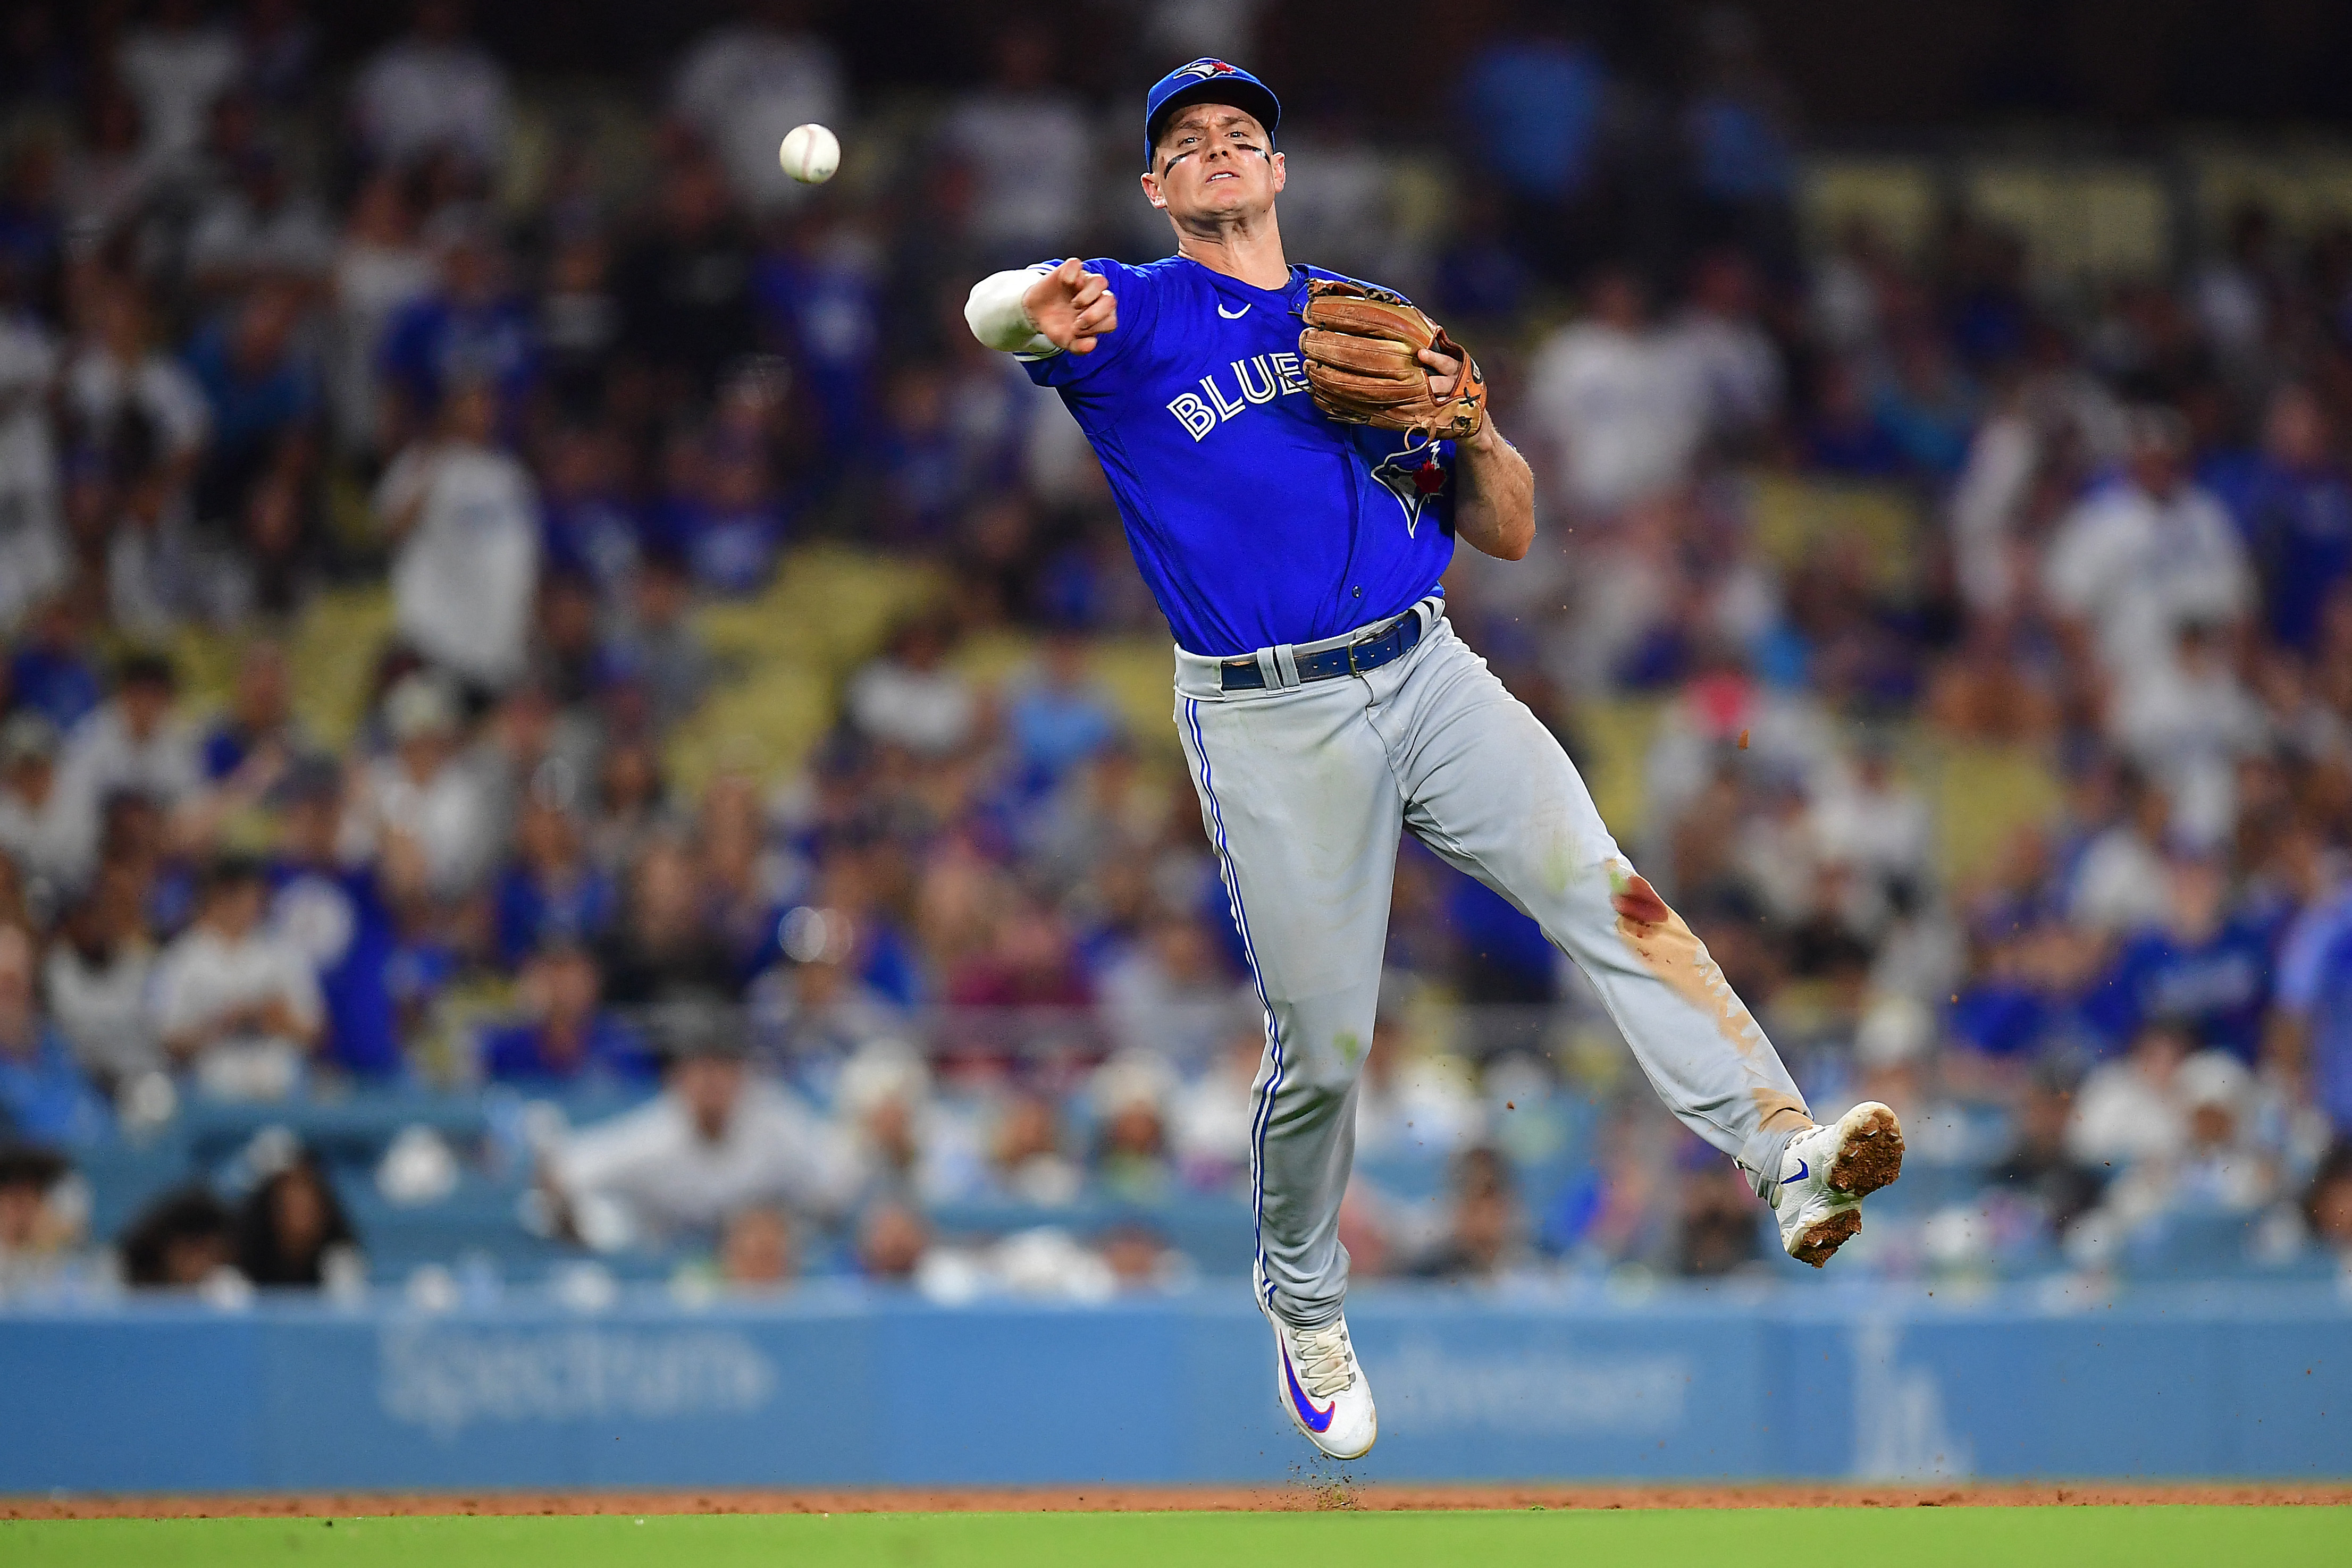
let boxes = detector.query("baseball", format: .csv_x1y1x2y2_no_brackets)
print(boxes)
778,122,840,184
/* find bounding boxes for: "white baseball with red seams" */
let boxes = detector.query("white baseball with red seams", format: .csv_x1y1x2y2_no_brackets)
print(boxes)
777,123,838,184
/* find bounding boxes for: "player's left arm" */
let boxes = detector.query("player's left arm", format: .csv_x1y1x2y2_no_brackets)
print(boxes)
1422,345,1534,560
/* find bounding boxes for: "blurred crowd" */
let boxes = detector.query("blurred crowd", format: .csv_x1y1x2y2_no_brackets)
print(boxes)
7,0,2352,1305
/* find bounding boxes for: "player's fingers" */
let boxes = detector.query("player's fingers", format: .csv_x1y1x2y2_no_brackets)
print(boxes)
1070,334,1097,354
1074,296,1116,334
1056,256,1084,287
1072,274,1107,307
1417,345,1461,377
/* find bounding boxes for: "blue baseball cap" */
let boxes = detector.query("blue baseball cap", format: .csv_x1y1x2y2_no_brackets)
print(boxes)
1144,59,1281,170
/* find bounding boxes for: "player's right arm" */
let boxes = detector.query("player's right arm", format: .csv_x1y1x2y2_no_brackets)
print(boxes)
965,258,1119,357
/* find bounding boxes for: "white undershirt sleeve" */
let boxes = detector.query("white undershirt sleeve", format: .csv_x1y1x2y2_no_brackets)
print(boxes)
964,266,1061,359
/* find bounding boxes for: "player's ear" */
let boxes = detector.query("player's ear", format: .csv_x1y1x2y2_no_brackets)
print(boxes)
1140,170,1166,210
1268,150,1286,193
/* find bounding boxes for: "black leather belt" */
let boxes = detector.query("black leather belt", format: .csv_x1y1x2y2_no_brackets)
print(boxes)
1220,610,1424,692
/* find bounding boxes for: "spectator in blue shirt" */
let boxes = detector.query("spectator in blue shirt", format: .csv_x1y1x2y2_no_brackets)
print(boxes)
535,425,641,604
1872,331,1981,482
1456,18,1608,205
478,939,654,1086
0,923,107,1144
2083,852,2272,1062
493,787,617,968
266,760,405,1080
1680,4,1797,267
199,639,313,784
5,597,103,734
1454,13,1610,281
1449,867,1558,1006
2308,979,2352,1147
181,280,316,524
753,208,883,463
375,222,537,451
1431,186,1533,326
1803,357,1906,477
2241,384,2352,653
1004,632,1121,797
2281,897,2352,1139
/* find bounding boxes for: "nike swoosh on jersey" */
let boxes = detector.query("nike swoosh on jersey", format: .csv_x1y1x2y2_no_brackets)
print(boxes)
1216,301,1251,319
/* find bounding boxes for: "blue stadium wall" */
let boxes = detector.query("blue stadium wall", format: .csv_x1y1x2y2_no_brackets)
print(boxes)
1,1283,2347,1491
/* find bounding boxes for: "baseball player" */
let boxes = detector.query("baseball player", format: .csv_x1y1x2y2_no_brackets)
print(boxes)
964,59,1903,1461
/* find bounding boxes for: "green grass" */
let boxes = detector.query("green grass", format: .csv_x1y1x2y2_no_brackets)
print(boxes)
5,1507,2351,1568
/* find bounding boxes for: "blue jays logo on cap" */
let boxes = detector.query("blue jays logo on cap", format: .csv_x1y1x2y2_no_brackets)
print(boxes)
1145,58,1282,168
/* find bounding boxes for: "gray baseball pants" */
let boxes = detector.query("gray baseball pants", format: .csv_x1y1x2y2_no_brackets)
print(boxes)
1174,599,1813,1327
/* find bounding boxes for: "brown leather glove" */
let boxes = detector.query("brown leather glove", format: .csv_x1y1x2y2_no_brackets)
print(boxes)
1297,278,1486,441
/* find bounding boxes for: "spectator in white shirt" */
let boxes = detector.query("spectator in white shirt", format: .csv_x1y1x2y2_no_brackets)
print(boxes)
548,1013,859,1248
936,26,1092,265
1809,739,1934,919
45,860,163,1092
2067,768,2176,936
2042,407,2250,686
53,652,204,872
845,616,977,757
375,379,541,692
114,0,243,166
1668,249,1783,450
183,144,335,294
349,0,511,174
2068,1021,2190,1170
1527,267,1707,519
347,673,497,900
63,282,209,484
2110,621,2269,851
0,712,89,897
151,854,323,1100
670,0,847,214
2073,1035,2279,1233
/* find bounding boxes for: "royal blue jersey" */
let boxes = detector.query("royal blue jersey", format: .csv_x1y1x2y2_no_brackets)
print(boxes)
1024,256,1458,656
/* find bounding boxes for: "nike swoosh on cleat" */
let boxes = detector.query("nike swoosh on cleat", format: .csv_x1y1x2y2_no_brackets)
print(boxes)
1217,301,1251,318
1786,1158,1808,1184
1282,1344,1335,1433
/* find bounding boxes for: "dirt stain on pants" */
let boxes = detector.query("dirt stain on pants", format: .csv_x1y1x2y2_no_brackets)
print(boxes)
1609,865,1811,1135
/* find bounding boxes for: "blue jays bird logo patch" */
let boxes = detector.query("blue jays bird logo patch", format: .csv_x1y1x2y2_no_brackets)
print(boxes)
1371,447,1449,536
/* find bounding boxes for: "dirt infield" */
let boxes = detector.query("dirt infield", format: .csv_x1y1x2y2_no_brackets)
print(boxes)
8,1481,2349,1519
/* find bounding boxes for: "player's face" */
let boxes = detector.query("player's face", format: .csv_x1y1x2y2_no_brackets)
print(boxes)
1142,105,1283,222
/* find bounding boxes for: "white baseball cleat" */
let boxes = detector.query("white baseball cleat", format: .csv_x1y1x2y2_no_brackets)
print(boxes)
1267,1310,1377,1460
1774,1101,1905,1267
